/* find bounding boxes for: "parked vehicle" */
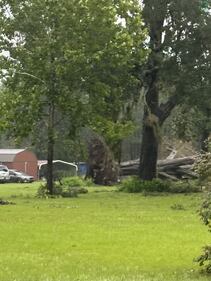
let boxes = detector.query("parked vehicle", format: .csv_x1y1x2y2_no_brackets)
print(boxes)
8,170,20,183
9,170,34,183
0,165,10,182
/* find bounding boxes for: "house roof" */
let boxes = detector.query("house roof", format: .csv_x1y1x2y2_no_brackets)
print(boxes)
0,149,26,162
38,160,78,171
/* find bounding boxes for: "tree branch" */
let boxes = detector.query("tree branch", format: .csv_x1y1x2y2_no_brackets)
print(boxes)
158,95,178,125
16,72,45,84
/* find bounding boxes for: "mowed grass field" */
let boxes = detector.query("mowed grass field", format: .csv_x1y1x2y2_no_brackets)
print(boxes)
0,182,210,281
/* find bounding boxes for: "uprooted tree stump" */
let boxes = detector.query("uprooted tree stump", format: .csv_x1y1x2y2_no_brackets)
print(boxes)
86,136,119,185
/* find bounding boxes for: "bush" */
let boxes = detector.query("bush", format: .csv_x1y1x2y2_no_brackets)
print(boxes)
194,152,211,190
169,180,201,193
119,177,170,193
36,184,63,198
36,179,89,199
195,193,211,273
61,176,93,188
195,245,211,273
198,193,211,231
170,203,186,210
60,177,89,197
37,176,91,198
60,186,79,198
119,177,201,194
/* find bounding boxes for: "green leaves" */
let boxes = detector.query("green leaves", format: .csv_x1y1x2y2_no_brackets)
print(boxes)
195,192,211,272
0,0,147,160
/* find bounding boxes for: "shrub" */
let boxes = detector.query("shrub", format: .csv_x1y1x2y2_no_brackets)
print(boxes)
37,176,91,198
195,193,211,272
36,183,64,198
170,203,186,210
60,176,90,197
61,176,93,188
36,181,88,198
194,151,211,190
169,180,201,193
119,177,170,193
195,245,211,273
60,187,79,198
119,177,201,194
198,193,211,231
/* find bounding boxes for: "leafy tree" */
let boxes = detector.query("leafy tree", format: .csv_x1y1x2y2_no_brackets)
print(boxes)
138,0,211,180
0,0,146,191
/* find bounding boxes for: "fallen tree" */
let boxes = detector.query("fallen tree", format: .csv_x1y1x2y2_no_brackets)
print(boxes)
120,156,197,180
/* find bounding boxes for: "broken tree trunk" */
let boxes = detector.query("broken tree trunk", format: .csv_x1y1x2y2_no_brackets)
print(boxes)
120,156,197,180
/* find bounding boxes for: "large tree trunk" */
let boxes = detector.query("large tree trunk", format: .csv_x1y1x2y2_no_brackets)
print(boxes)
139,95,178,180
47,136,54,195
139,1,175,180
139,39,160,180
139,120,159,179
47,102,55,195
47,52,57,194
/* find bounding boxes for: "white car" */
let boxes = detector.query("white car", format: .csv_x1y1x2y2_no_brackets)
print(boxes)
0,165,10,182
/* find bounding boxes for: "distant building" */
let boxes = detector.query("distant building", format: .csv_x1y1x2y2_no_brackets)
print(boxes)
0,149,38,179
38,160,78,179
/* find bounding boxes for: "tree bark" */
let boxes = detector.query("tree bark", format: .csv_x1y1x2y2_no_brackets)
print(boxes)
139,0,172,180
121,156,196,179
46,50,57,194
139,115,159,179
139,55,160,180
139,98,179,180
47,102,55,195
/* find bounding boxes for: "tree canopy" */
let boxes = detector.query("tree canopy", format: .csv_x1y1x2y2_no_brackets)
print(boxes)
138,0,211,180
0,0,147,191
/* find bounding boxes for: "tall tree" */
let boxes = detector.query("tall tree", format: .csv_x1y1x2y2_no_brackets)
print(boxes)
0,0,146,191
138,0,211,180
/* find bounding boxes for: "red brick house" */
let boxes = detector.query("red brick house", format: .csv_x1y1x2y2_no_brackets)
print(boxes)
0,149,38,179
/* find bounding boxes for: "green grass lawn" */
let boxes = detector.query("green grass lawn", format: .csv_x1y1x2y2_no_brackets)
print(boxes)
0,182,210,281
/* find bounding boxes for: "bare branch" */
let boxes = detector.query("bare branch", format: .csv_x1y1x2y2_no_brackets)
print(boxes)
16,72,45,84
